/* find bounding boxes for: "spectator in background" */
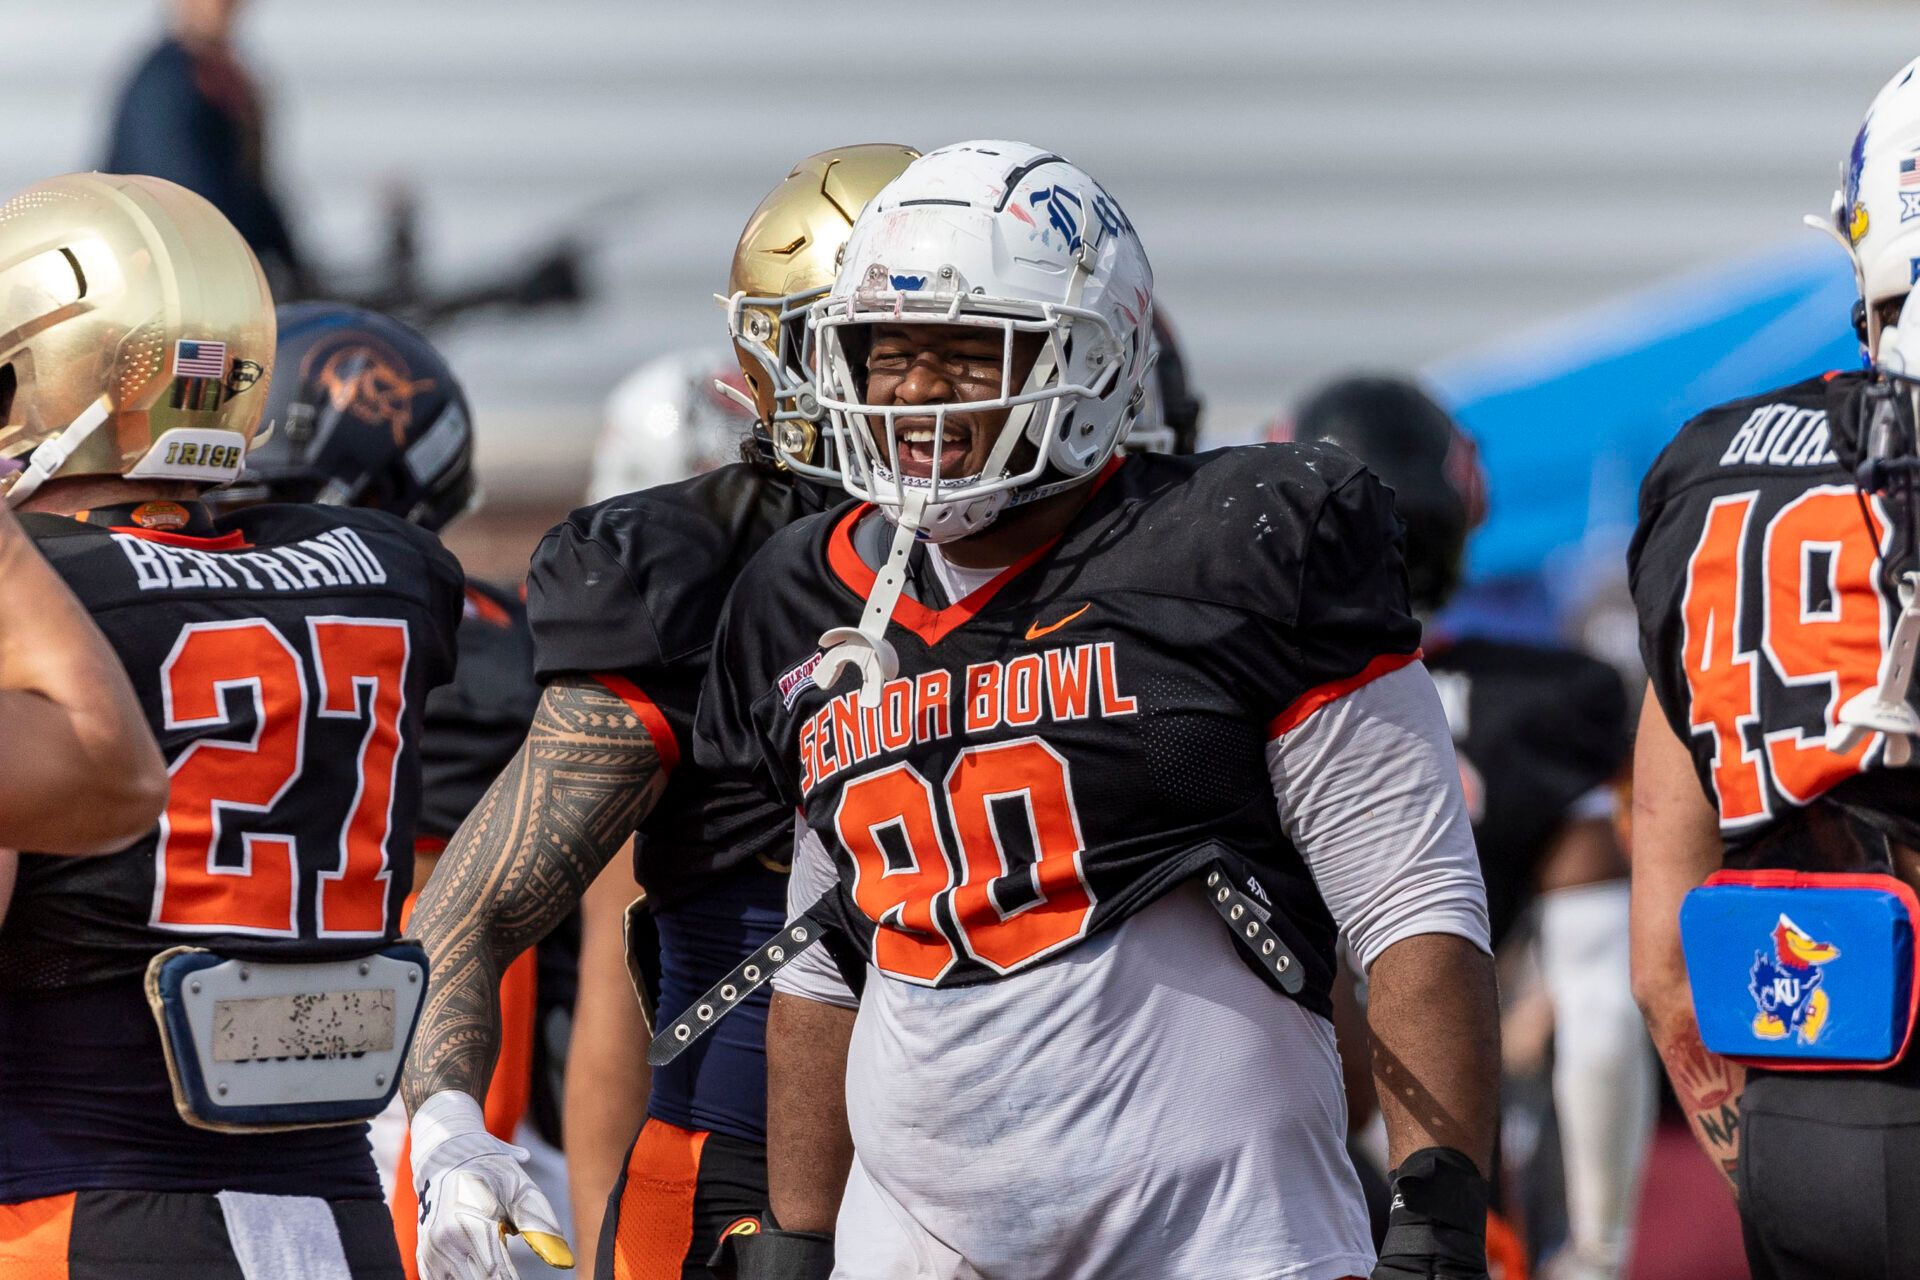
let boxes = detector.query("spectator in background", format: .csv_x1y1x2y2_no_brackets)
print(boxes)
104,0,307,297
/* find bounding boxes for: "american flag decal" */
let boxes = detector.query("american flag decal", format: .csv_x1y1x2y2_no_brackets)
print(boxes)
173,339,228,378
1902,158,1920,188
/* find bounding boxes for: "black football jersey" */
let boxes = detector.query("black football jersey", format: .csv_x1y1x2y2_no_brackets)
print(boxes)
0,501,463,991
697,445,1421,1016
1629,371,1920,865
1425,637,1629,945
419,580,541,844
527,463,831,907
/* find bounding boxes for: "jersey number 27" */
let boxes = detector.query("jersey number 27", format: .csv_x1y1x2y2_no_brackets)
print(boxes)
1681,486,1887,827
152,617,409,938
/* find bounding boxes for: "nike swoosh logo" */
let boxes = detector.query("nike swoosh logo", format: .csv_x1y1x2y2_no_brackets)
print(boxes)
1025,603,1090,641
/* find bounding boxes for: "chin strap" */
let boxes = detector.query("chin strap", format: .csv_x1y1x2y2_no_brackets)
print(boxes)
1836,574,1920,765
5,396,112,509
813,488,927,707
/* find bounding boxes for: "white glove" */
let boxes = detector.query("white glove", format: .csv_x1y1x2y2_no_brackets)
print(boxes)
411,1090,575,1279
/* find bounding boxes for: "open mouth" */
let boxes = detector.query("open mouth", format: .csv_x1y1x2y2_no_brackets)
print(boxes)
893,416,972,479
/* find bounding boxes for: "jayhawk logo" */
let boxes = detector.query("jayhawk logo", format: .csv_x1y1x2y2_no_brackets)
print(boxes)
1748,914,1841,1044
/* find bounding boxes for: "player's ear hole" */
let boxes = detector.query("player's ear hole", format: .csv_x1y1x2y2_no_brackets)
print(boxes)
0,364,17,427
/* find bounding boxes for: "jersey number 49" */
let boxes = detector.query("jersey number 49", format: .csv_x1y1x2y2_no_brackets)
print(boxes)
1682,486,1887,827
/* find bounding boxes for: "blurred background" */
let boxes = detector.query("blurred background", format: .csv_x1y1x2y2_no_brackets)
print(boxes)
19,2,1920,1274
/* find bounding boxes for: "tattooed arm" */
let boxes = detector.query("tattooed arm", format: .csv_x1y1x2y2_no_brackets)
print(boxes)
1628,686,1744,1189
403,675,668,1109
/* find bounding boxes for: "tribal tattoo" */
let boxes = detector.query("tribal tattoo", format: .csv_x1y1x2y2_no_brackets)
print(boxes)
403,676,666,1109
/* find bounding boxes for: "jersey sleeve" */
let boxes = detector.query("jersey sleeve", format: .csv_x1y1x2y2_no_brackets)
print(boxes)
1249,450,1423,728
421,535,467,689
1266,661,1490,968
693,580,803,810
526,517,665,685
771,820,860,1009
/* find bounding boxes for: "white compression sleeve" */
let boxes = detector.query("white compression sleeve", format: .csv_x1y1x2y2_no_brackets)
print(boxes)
772,818,861,1010
1267,661,1492,970
1539,879,1655,1277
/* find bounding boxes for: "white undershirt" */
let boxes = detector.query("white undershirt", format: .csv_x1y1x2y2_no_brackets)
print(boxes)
923,543,1003,606
776,662,1489,1279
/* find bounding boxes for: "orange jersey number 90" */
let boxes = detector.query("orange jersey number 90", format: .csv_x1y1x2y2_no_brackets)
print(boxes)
154,617,409,937
833,737,1096,984
1680,486,1887,827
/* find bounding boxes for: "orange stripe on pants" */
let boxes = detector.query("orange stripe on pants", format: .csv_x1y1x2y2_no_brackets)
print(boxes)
390,892,540,1279
610,1118,708,1280
0,1192,75,1280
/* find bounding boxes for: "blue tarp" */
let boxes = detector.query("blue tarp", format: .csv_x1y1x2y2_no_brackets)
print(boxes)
1422,237,1861,637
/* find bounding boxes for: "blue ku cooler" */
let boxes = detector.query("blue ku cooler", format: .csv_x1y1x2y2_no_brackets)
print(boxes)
1679,869,1920,1070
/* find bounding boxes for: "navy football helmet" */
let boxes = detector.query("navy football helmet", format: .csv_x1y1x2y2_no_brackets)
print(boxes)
217,302,476,530
1283,374,1487,612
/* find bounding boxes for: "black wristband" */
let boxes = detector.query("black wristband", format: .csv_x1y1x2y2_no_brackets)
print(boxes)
1374,1146,1490,1278
707,1226,836,1280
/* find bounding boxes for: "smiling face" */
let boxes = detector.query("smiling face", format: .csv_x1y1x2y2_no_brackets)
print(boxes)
863,323,1045,480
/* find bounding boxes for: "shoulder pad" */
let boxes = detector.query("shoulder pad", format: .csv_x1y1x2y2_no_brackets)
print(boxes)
528,464,813,682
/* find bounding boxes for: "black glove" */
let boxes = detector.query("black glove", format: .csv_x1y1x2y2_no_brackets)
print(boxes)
1370,1146,1491,1280
708,1226,836,1280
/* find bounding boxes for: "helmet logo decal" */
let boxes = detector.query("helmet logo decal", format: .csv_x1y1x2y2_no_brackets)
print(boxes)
1092,191,1135,239
1028,186,1084,253
226,359,265,397
172,339,228,379
170,339,234,413
309,342,437,445
889,274,927,291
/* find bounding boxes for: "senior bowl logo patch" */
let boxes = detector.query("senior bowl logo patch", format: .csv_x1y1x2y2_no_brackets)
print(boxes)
1748,914,1840,1044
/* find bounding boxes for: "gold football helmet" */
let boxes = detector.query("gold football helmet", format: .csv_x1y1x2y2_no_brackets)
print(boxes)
0,173,275,506
723,143,917,477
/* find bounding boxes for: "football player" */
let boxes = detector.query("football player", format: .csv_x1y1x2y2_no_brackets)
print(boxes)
0,175,463,1278
678,139,1498,1280
1629,57,1920,1279
557,303,1207,1276
1285,375,1652,1280
0,502,168,855
207,301,558,1273
398,144,919,1280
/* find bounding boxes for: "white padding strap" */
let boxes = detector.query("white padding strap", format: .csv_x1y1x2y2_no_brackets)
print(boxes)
216,1190,352,1280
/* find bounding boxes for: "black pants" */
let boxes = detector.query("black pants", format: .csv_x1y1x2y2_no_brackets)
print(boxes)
1738,1059,1920,1279
0,1188,403,1279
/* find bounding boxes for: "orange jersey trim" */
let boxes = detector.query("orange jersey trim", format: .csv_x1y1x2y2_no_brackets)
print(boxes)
1265,650,1422,740
107,525,252,550
824,456,1126,648
463,586,513,628
592,673,682,774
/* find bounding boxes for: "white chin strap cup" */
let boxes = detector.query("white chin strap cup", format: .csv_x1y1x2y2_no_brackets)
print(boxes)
1836,572,1920,766
5,396,113,509
814,489,929,707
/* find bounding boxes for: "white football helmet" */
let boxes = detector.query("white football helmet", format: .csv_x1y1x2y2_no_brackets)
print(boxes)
1818,56,1920,359
587,347,754,502
809,140,1155,543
